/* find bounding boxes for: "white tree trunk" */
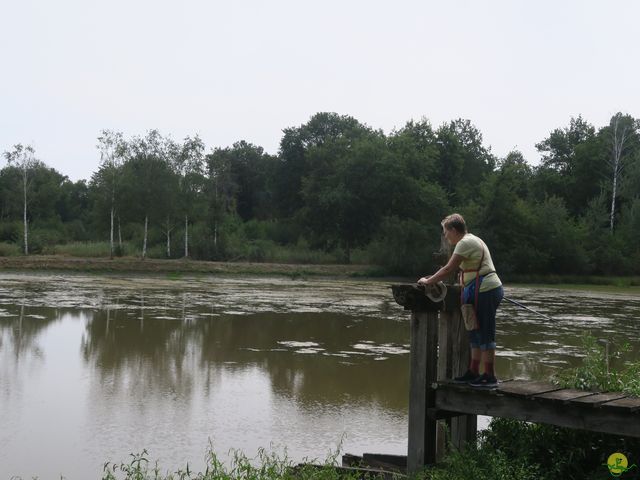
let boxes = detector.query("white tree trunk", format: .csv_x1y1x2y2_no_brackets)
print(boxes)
609,115,629,232
118,217,122,248
166,216,171,258
184,215,189,258
23,169,28,255
110,206,115,259
142,215,148,259
610,174,618,232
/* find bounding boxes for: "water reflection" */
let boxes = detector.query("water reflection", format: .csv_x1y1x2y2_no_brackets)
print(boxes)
0,273,639,478
80,308,409,412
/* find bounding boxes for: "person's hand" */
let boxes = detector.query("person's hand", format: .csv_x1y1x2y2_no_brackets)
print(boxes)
417,276,433,286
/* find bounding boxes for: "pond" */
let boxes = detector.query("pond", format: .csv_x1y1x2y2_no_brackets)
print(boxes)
0,272,638,478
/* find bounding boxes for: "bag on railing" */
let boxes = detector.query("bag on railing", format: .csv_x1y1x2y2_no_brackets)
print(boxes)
461,303,479,331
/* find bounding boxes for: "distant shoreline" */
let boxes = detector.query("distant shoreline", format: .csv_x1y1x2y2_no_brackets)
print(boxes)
1,256,639,295
0,255,382,278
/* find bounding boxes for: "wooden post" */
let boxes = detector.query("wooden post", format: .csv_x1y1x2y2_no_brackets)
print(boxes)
440,285,477,451
390,283,475,472
407,310,439,473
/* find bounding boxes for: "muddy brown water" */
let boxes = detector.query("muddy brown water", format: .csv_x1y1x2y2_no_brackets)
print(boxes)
0,272,638,478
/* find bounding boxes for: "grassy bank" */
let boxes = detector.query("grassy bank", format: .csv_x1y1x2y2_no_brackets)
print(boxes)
0,254,381,278
503,273,640,287
3,253,640,295
99,447,380,480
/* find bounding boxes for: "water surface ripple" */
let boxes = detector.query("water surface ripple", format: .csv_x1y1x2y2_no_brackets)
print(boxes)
0,272,638,478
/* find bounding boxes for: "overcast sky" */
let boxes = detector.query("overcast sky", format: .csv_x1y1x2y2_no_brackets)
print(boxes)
1,0,638,181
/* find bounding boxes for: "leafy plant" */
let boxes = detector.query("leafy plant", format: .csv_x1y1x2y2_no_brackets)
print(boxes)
100,444,372,480
553,333,640,395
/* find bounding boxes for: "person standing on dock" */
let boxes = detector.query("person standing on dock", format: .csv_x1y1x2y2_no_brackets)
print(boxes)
418,213,504,387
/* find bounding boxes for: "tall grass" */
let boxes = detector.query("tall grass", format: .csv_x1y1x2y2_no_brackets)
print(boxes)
423,335,640,480
0,241,21,256
100,445,399,480
44,242,131,257
553,333,640,395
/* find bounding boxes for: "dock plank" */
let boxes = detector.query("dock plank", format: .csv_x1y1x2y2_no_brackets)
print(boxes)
532,389,599,403
498,381,563,397
570,392,628,407
434,385,640,438
599,396,640,412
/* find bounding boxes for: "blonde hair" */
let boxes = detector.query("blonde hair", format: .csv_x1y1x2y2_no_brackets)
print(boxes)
441,213,467,234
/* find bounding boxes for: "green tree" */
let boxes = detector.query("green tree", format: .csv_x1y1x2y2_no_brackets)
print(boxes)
205,147,238,257
0,165,23,221
172,135,206,258
274,112,371,218
120,130,179,258
210,141,275,221
474,151,534,273
387,118,439,182
533,116,606,217
434,119,496,206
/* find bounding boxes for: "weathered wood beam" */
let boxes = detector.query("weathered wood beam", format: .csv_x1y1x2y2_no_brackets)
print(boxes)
440,285,476,452
407,310,439,473
434,387,640,438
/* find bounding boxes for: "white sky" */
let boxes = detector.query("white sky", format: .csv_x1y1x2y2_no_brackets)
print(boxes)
1,0,638,182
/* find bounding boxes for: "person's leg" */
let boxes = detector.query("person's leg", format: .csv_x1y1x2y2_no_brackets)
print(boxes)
470,286,503,387
454,334,482,382
470,347,481,375
482,348,495,377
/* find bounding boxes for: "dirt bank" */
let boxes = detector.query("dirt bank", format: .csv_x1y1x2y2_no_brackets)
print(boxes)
0,255,379,277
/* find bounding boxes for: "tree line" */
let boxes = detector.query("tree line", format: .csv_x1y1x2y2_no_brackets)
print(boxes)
1,112,639,276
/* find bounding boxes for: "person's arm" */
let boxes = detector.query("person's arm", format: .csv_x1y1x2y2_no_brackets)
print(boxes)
417,254,464,286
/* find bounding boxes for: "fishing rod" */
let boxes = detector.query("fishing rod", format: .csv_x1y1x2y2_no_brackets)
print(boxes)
503,297,553,320
420,282,554,320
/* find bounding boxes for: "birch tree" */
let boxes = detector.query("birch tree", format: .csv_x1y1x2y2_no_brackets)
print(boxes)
3,144,37,254
125,130,177,259
608,113,637,232
206,149,237,253
173,136,205,258
96,130,125,258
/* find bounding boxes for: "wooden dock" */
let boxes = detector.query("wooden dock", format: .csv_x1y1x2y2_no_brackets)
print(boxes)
432,379,640,438
380,282,640,475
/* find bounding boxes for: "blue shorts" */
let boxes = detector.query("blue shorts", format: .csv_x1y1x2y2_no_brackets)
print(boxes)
467,285,503,350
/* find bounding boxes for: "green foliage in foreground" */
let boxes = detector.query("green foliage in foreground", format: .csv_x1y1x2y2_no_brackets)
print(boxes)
426,418,640,480
426,334,640,480
0,241,21,256
100,446,399,480
554,333,640,395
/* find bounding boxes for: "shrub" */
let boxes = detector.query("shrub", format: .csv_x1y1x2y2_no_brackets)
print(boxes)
101,445,363,480
424,336,640,480
553,333,640,396
366,216,440,276
0,241,20,256
0,221,21,243
51,241,105,257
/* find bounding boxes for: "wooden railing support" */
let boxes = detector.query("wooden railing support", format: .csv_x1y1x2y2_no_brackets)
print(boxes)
407,310,439,472
392,283,477,474
439,289,477,453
